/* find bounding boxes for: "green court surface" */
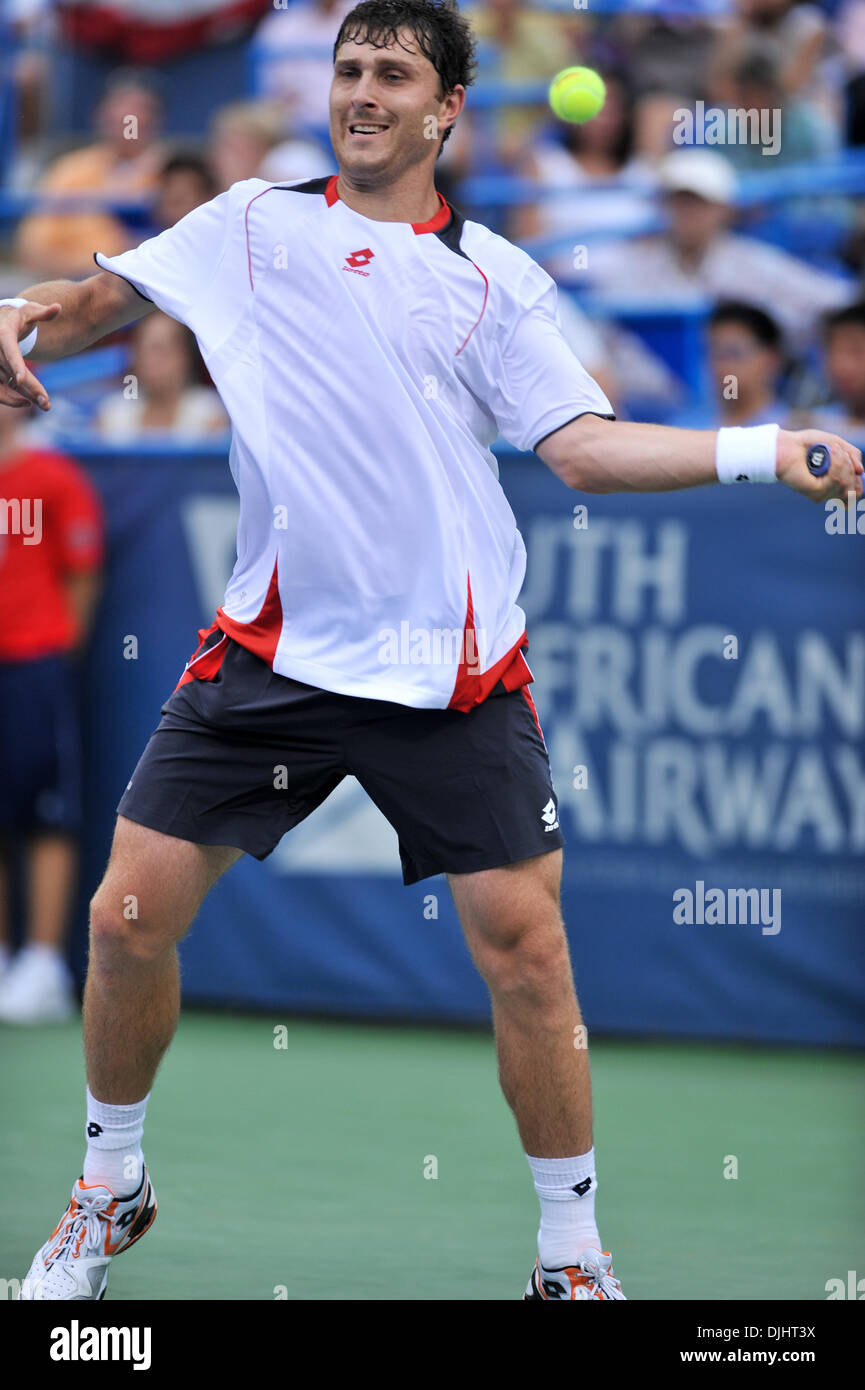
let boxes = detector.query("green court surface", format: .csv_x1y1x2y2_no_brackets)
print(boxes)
1,1014,862,1301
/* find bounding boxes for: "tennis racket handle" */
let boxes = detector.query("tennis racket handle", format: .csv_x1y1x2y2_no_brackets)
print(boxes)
806,443,831,477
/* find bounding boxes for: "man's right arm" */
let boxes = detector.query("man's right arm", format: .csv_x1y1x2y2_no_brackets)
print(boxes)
0,271,154,412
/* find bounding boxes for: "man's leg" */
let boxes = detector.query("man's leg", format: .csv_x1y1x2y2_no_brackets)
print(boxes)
447,849,590,1157
84,813,243,1107
19,814,245,1301
448,849,621,1293
26,832,77,949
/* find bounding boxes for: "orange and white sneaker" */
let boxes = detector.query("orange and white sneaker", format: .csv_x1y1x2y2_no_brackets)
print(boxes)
523,1248,626,1300
18,1167,156,1300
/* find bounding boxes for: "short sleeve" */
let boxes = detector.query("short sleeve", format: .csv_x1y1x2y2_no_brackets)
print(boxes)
459,260,615,454
93,186,238,327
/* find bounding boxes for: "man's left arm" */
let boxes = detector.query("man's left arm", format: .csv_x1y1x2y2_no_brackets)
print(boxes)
536,415,864,506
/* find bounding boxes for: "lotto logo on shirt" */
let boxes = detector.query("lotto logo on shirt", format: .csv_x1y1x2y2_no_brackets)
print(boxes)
343,247,375,276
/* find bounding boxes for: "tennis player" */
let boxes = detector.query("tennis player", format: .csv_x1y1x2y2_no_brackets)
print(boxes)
3,0,861,1302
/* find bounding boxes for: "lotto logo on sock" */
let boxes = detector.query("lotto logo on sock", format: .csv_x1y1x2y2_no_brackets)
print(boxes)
572,1178,593,1196
86,1122,103,1138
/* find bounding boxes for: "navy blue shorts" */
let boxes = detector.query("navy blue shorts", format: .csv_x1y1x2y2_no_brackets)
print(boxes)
117,632,565,885
0,653,83,836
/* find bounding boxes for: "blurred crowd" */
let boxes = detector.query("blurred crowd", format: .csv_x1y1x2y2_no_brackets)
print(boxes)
2,0,865,436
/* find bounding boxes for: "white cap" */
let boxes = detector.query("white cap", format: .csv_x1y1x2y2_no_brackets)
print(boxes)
657,149,737,206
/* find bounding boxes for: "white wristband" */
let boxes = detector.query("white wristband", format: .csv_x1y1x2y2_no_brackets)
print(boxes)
716,424,779,484
0,298,38,357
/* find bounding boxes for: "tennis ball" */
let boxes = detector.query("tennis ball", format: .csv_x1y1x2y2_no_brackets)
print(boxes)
548,66,606,124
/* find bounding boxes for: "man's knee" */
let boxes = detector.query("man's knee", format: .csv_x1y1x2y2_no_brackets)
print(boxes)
475,913,572,999
450,852,572,996
88,884,175,965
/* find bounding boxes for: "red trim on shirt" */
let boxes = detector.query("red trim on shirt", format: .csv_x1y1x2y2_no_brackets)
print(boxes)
447,572,532,713
174,622,228,691
411,193,451,235
214,557,283,667
455,260,489,356
324,176,451,234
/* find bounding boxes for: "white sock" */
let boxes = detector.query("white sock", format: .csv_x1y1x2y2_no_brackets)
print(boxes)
527,1148,601,1268
83,1086,149,1195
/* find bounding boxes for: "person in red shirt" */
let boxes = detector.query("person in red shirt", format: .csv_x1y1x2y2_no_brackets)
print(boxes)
0,403,104,1023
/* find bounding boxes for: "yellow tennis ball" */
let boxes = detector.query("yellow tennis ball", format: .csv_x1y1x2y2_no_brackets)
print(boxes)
548,66,606,124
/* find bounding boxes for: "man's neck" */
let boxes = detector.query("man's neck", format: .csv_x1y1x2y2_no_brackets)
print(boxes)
334,169,442,225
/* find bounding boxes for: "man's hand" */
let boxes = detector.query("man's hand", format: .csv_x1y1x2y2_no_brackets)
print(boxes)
0,274,153,413
776,428,863,505
0,300,61,411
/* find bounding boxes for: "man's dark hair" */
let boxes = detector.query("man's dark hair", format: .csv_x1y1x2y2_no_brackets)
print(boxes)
333,0,478,150
709,299,782,350
159,152,217,197
823,299,865,339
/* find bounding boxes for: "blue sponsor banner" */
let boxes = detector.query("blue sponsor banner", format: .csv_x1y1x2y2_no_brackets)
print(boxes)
70,446,865,1044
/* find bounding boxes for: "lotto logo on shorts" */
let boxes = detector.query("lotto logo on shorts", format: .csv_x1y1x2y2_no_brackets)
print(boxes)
541,798,559,831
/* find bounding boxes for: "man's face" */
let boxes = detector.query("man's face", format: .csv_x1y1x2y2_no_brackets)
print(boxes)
666,191,729,253
709,321,778,400
330,30,463,186
97,87,160,153
826,324,865,413
157,170,212,230
133,315,191,394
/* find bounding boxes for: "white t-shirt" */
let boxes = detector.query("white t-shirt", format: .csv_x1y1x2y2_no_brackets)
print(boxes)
95,175,613,709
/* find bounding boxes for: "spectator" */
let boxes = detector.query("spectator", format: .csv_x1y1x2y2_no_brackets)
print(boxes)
674,300,790,428
253,0,355,132
711,0,830,102
608,10,719,162
14,68,166,278
7,0,53,156
708,0,840,136
469,0,579,166
707,47,839,169
838,0,865,146
509,71,657,249
153,152,218,233
209,100,332,193
582,149,853,350
95,313,229,445
802,300,865,435
0,404,104,1024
